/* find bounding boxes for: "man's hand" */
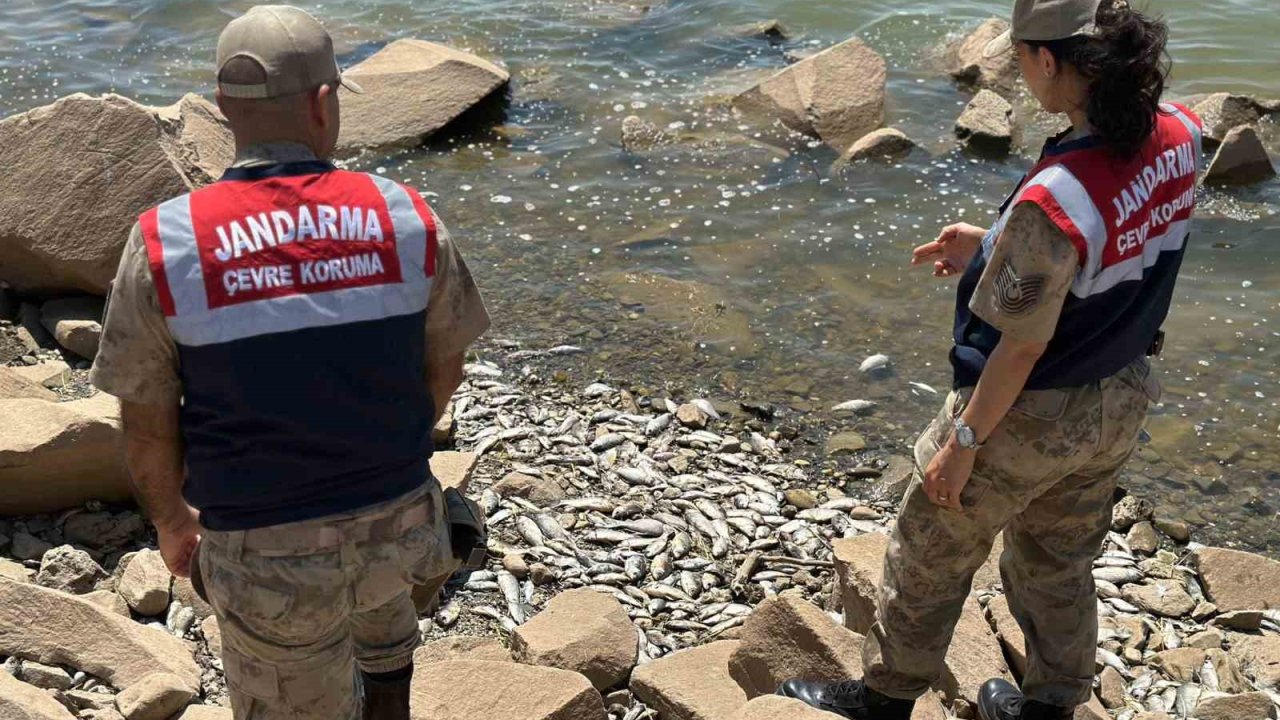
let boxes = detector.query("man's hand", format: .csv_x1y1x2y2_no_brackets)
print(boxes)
923,438,977,511
157,507,201,578
912,223,987,278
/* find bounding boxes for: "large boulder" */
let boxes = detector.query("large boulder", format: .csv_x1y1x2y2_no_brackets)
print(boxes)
39,297,104,360
1191,93,1262,145
115,673,197,720
1193,692,1277,720
631,640,749,720
731,696,833,720
832,532,889,634
0,394,130,515
0,367,57,401
0,577,201,691
118,549,173,617
955,89,1014,156
1193,547,1280,612
511,588,638,690
0,668,78,719
728,594,864,698
943,18,1019,93
415,636,512,665
338,39,510,151
1204,125,1276,187
732,36,886,154
0,93,232,295
1228,633,1280,689
411,660,606,720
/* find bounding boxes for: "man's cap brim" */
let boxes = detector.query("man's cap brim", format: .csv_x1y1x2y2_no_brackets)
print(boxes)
982,28,1014,59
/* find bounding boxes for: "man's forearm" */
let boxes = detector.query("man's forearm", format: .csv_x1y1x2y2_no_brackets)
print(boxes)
120,400,190,532
426,352,466,426
959,338,1047,444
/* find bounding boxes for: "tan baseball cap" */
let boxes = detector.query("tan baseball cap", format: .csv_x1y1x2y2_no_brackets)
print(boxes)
216,5,362,99
983,0,1105,58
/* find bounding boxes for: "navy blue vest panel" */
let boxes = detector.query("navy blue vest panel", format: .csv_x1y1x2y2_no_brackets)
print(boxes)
179,311,434,531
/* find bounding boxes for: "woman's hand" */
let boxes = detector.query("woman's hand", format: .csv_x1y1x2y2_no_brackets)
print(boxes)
922,438,977,511
912,223,987,277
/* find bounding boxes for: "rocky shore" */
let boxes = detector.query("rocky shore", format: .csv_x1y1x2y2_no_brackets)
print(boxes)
1,339,1278,720
0,13,1278,720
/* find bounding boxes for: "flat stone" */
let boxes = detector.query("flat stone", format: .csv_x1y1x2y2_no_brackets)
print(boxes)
174,708,233,720
338,40,510,151
0,577,201,691
0,668,77,719
1210,648,1254,694
0,93,231,295
432,451,478,494
1205,125,1276,186
0,557,34,582
1098,666,1126,709
1075,695,1110,720
39,297,103,360
733,36,886,153
494,471,565,507
971,535,1004,593
35,545,107,594
728,593,865,698
1127,521,1160,555
826,431,866,456
9,361,71,390
631,640,748,720
955,89,1013,156
832,532,889,634
1228,632,1280,689
1193,691,1277,720
942,18,1019,92
834,128,916,167
1193,546,1280,612
986,594,1027,679
1186,628,1226,650
511,588,638,691
0,367,56,401
20,659,73,690
414,636,511,665
1123,579,1196,617
0,394,130,515
411,660,606,720
118,549,172,616
731,696,832,720
1213,610,1264,631
1152,647,1206,682
939,595,1012,706
115,673,197,720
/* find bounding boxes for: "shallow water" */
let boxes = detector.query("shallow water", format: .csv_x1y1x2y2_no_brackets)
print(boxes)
1,0,1277,551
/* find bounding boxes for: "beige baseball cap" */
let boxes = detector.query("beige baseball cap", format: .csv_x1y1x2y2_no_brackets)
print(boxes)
983,0,1105,58
216,5,362,99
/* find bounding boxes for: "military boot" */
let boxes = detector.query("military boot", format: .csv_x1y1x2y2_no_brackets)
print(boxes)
361,665,413,720
776,678,915,720
978,679,1074,720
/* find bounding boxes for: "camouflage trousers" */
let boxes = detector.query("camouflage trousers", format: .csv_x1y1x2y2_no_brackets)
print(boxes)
863,358,1161,707
197,481,458,720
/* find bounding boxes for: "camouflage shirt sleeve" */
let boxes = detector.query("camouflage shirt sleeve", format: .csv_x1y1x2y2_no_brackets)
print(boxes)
425,211,490,364
89,223,183,405
969,202,1080,344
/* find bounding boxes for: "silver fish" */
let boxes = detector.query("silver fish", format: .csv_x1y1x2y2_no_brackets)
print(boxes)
435,599,461,628
590,434,627,453
859,354,890,373
516,516,547,547
831,399,877,413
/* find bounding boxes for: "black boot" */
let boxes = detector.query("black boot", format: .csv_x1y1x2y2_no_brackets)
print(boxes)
361,665,413,720
776,678,915,720
977,679,1074,720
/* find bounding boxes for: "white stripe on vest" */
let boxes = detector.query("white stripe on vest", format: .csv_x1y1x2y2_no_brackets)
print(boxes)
153,174,433,347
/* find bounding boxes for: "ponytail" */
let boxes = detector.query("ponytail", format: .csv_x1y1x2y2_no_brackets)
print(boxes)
1027,2,1171,158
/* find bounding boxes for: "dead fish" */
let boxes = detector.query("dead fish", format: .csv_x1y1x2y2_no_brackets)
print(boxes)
1097,648,1132,679
859,354,890,373
1199,656,1219,692
583,383,614,398
645,413,673,437
625,555,648,582
560,497,616,514
481,489,501,516
590,434,627,453
651,552,673,581
533,513,574,544
692,399,721,420
434,599,461,628
643,584,692,602
616,467,656,486
585,529,634,546
832,399,877,413
614,519,666,537
1093,567,1144,585
670,531,692,559
678,571,702,599
516,516,547,547
1173,683,1199,718
909,381,938,395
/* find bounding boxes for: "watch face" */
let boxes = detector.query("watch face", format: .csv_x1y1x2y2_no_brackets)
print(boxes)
956,423,976,448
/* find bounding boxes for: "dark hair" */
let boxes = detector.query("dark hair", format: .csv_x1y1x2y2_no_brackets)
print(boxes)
1026,1,1171,158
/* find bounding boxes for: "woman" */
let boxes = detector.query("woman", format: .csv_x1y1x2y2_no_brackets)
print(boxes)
779,1,1201,719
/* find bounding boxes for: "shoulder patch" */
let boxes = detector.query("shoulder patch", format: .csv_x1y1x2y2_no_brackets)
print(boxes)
994,260,1047,317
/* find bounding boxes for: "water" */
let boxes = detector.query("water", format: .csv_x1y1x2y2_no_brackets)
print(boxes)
1,0,1277,551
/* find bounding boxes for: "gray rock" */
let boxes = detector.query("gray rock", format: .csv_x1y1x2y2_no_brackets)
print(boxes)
1191,93,1262,144
621,116,676,153
943,18,1019,93
833,127,916,168
39,297,104,360
1205,125,1276,186
19,660,73,690
1111,495,1154,532
954,89,1013,155
63,512,145,550
35,545,107,595
10,532,53,562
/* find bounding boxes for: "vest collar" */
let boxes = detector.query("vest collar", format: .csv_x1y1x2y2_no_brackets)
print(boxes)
1041,126,1101,157
222,142,335,181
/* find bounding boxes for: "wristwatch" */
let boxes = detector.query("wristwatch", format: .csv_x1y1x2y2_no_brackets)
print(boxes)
952,418,984,450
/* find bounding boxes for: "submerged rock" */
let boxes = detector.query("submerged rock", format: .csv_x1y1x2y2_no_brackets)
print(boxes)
337,39,510,151
833,128,917,168
733,36,886,153
942,18,1019,93
0,93,232,295
620,115,675,153
955,89,1014,156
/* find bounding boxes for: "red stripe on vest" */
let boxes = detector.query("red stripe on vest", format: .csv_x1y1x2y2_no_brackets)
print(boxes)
138,207,177,317
404,186,438,277
188,171,403,310
1017,186,1088,268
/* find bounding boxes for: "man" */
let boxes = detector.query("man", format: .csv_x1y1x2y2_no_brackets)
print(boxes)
90,6,490,719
